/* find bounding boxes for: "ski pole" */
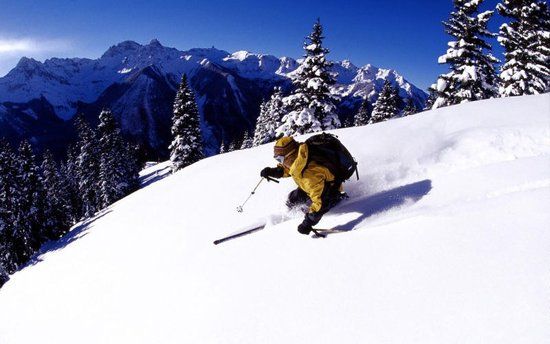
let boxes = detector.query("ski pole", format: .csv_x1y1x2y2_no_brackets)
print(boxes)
236,177,279,213
265,176,279,183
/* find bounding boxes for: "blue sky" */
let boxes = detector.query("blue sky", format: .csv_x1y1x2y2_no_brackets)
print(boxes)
0,0,505,90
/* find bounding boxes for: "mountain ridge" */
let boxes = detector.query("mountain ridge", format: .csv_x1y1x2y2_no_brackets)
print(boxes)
0,39,428,159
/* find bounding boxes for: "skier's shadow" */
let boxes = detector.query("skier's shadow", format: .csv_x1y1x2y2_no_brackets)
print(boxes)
331,179,432,231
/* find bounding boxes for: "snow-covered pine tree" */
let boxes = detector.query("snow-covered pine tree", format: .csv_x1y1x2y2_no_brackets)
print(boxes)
369,80,400,124
40,150,72,240
253,101,270,146
497,0,550,96
0,262,8,288
253,87,286,146
228,139,239,152
354,97,371,126
0,230,8,286
240,131,253,149
13,140,45,258
98,109,131,207
219,141,227,154
0,231,10,287
424,88,438,110
430,0,500,109
342,116,354,128
123,143,141,194
169,74,203,172
75,114,101,218
277,19,340,136
402,98,419,116
0,139,17,274
61,145,83,223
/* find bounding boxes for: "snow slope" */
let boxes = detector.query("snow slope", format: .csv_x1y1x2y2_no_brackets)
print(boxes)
1,94,549,343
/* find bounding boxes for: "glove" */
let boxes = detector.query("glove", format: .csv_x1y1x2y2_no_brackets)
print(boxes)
297,223,312,235
260,166,284,179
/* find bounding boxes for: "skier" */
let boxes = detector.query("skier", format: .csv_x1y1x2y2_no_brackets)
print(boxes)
260,136,348,235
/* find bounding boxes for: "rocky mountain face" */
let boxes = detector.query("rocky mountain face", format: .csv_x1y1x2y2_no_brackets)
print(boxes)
0,39,427,159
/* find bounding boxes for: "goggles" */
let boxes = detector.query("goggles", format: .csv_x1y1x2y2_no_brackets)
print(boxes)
274,155,285,164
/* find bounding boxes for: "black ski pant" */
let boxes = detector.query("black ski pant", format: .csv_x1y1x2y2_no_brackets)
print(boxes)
287,182,343,227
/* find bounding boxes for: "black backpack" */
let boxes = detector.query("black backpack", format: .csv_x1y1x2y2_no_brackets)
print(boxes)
304,132,359,183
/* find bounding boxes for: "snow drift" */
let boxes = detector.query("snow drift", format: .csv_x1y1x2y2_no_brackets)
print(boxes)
0,94,549,343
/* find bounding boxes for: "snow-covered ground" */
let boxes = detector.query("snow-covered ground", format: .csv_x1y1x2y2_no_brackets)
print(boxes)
1,94,549,343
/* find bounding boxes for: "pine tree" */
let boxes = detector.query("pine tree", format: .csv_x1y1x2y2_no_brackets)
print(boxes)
0,139,17,274
123,144,141,194
61,145,83,223
0,236,10,286
0,262,8,288
169,74,203,172
13,140,44,261
228,139,239,152
424,88,438,110
240,131,253,149
219,141,227,154
430,0,499,108
0,220,9,285
75,115,101,218
497,0,550,96
369,80,400,124
253,101,270,145
98,109,130,207
342,116,354,128
41,150,72,239
354,97,371,126
253,87,286,146
277,19,340,136
402,98,419,116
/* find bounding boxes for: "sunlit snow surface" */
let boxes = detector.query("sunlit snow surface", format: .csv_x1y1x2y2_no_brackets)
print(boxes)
1,94,549,343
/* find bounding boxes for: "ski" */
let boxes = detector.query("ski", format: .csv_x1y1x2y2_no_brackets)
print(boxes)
311,228,350,239
213,224,266,245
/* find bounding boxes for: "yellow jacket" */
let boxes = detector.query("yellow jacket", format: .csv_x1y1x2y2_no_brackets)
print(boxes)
280,143,335,213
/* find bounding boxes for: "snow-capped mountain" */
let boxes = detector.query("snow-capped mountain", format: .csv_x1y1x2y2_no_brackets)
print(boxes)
0,94,548,343
0,39,427,158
